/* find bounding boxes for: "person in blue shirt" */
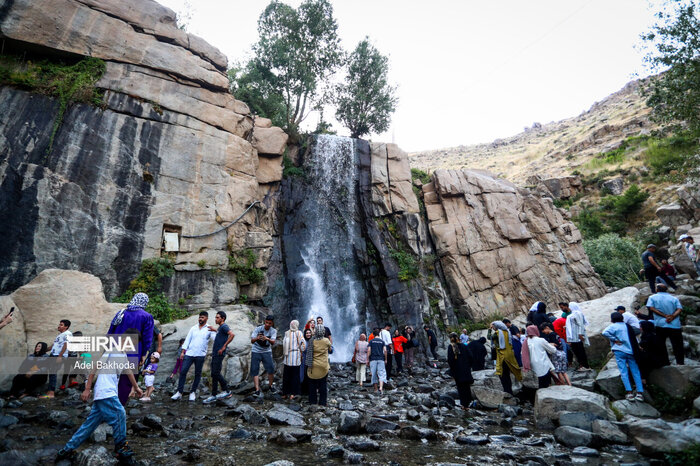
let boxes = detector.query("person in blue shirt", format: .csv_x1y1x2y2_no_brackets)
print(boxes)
602,312,644,401
646,283,684,365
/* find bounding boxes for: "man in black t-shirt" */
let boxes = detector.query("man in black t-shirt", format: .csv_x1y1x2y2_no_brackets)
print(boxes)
203,311,235,404
316,316,332,344
642,244,676,294
424,325,438,360
368,330,387,393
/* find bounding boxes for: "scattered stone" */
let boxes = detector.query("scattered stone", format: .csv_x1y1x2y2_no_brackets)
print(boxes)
90,423,113,443
572,446,600,457
142,414,164,430
74,446,118,466
535,386,613,427
344,452,364,464
472,386,504,409
327,446,345,458
399,426,437,440
338,401,354,411
337,411,363,434
0,415,19,428
171,418,194,430
611,400,660,418
558,411,602,431
490,434,517,443
554,426,595,448
455,435,490,445
498,404,520,417
48,410,71,426
265,405,306,427
278,427,312,443
229,427,253,440
626,417,700,456
591,419,628,444
511,427,530,437
406,409,421,421
345,437,380,452
365,417,399,434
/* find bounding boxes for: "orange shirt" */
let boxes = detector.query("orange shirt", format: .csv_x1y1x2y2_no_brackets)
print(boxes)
392,335,408,353
368,334,375,341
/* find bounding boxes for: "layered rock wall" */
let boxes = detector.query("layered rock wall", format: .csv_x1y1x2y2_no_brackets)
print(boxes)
0,0,286,302
423,169,605,320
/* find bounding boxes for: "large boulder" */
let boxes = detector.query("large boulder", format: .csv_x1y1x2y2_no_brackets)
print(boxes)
611,400,660,418
534,386,614,428
423,169,606,320
648,365,700,399
595,358,625,400
626,417,700,456
577,287,640,362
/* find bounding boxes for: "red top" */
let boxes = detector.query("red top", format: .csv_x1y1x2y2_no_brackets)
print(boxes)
368,334,375,341
392,335,408,353
553,317,567,342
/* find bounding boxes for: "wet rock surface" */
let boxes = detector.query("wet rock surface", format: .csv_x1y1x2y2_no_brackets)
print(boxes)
0,361,655,465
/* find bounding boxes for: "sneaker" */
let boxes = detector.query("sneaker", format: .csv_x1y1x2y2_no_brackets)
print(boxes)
254,390,261,397
139,396,151,402
68,381,79,388
216,390,231,399
171,391,182,400
59,385,66,390
202,395,217,404
114,441,136,464
635,393,645,402
189,391,197,401
625,393,635,401
55,448,74,462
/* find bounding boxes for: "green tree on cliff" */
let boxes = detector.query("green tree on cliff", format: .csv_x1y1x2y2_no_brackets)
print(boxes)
230,0,342,133
335,38,398,138
641,0,700,132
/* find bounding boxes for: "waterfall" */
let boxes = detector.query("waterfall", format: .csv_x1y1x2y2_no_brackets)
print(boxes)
284,135,365,362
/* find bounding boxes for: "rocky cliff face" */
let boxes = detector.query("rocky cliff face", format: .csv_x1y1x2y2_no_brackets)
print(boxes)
422,169,605,319
0,0,286,303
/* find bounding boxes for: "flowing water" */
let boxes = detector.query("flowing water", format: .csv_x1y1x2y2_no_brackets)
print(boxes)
286,135,365,362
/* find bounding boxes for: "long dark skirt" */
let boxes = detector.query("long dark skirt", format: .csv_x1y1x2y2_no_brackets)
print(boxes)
282,364,301,396
10,373,47,397
455,380,472,407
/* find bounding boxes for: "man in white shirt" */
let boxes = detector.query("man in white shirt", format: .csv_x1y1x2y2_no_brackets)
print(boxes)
616,306,641,336
46,319,72,398
172,311,213,401
56,352,142,463
380,323,393,379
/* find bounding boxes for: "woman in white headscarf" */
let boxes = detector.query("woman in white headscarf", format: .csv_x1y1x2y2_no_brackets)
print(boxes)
565,302,591,371
490,321,522,395
282,320,306,399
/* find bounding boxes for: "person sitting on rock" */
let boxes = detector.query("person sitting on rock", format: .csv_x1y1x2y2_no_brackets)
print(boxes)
522,325,557,389
56,344,143,464
642,244,677,293
645,283,684,365
490,321,522,395
447,332,474,410
602,312,644,402
679,234,700,279
9,342,49,399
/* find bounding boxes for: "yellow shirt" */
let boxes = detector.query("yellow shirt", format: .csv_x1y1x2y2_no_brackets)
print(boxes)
307,338,331,379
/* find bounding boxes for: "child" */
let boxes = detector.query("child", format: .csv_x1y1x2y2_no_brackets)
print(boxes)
55,351,143,464
540,324,571,385
140,352,159,401
167,339,185,383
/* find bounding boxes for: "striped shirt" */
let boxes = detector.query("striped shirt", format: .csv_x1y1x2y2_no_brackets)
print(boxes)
283,330,306,366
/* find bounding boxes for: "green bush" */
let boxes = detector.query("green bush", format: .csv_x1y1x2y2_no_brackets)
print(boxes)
573,207,608,239
611,184,649,218
644,133,699,178
282,154,304,178
389,248,419,281
410,168,432,184
115,258,187,323
583,233,642,287
666,444,700,466
229,249,265,284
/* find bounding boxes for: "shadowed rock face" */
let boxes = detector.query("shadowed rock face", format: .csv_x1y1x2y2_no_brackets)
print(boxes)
0,0,287,300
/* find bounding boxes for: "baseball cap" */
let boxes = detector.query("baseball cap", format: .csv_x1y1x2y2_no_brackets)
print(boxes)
614,306,626,312
647,244,657,249
679,234,690,241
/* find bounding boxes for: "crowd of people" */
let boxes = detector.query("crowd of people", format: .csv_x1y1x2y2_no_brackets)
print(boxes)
0,240,693,465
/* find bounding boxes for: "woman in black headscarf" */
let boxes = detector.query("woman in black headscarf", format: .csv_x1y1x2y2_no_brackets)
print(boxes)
10,342,49,398
447,332,474,410
638,321,667,383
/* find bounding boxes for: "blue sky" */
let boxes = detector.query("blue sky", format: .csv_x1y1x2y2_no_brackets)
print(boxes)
158,0,659,151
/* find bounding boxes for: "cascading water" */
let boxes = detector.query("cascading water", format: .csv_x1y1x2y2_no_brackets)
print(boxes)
283,135,366,362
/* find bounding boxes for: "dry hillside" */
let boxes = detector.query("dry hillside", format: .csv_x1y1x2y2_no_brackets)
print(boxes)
409,78,659,183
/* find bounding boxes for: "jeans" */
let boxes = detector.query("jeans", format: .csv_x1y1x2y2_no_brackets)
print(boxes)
614,351,643,393
210,355,228,395
48,355,67,391
656,327,684,365
250,351,275,377
177,356,205,393
65,396,126,451
308,376,327,405
370,360,387,385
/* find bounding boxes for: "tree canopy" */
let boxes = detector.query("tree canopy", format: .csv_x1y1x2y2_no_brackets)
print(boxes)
641,0,700,132
335,38,398,138
230,0,343,132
